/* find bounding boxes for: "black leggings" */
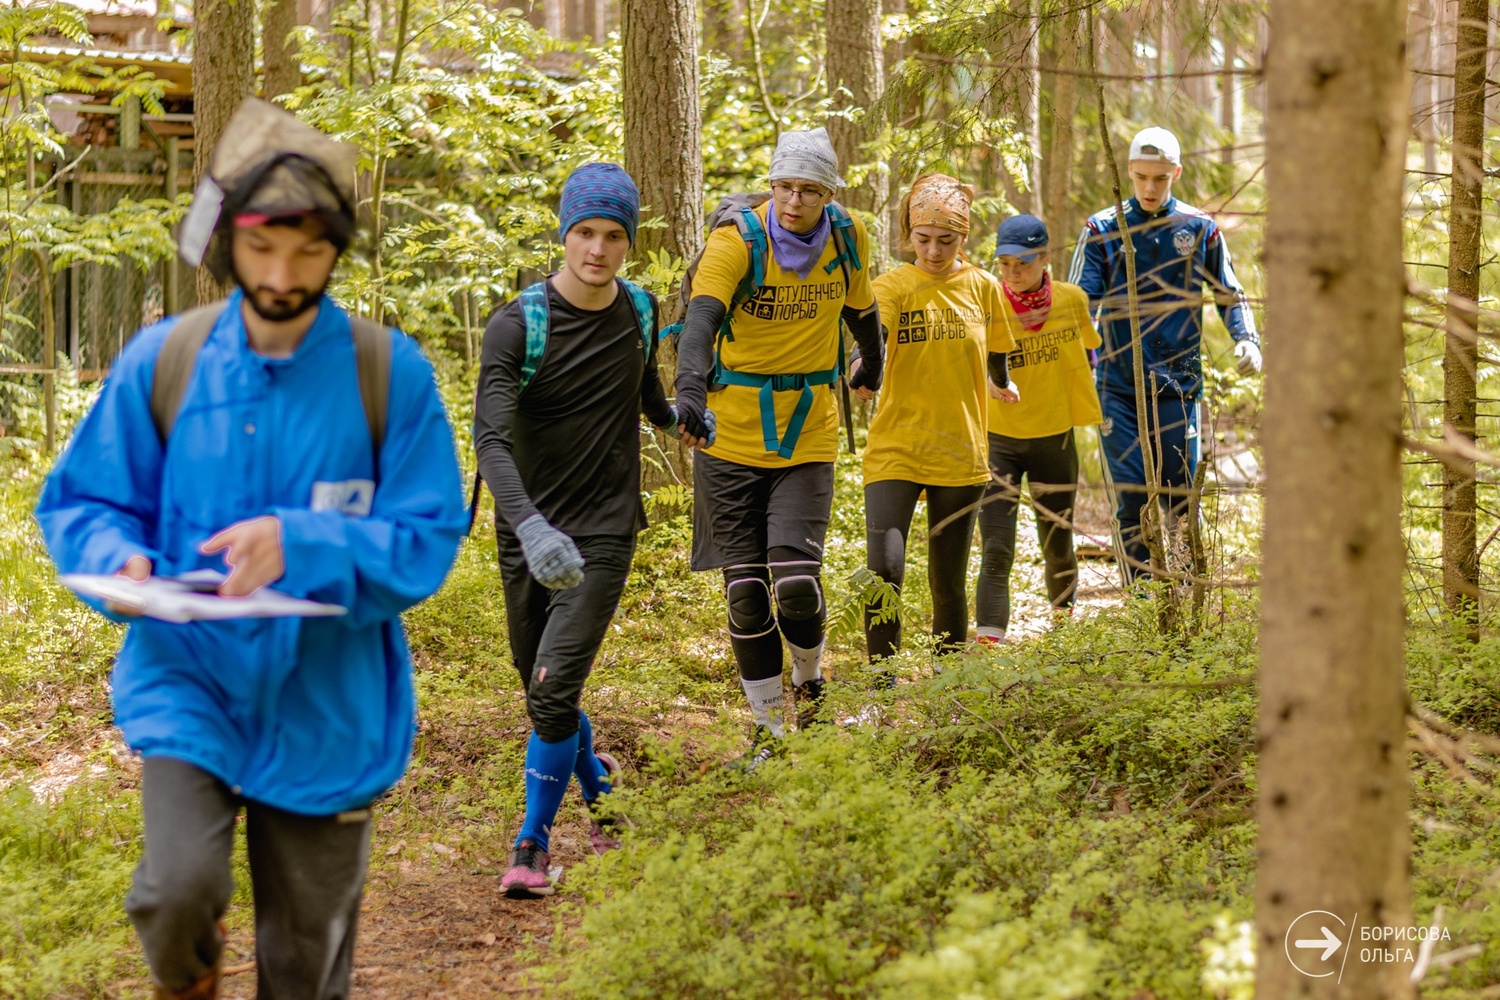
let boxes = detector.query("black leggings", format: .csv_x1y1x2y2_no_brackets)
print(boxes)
864,480,985,659
976,430,1080,631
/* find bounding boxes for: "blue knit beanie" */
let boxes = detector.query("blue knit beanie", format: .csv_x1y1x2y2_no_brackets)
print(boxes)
558,163,640,245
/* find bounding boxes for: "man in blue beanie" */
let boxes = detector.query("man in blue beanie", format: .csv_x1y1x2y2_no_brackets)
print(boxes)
474,162,679,897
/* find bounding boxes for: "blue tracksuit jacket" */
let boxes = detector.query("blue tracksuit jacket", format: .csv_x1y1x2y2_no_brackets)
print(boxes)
35,291,467,815
1068,195,1259,401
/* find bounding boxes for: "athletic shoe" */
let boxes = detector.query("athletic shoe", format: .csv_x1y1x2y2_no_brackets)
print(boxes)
500,839,554,898
725,725,780,773
794,677,826,729
975,631,1006,648
586,751,623,856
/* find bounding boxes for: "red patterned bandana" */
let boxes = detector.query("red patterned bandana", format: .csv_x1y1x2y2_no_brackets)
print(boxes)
1003,272,1053,331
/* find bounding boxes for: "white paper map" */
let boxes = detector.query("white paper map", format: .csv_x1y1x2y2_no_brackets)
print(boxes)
59,570,346,623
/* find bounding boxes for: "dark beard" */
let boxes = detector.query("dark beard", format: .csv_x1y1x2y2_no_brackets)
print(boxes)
237,279,328,322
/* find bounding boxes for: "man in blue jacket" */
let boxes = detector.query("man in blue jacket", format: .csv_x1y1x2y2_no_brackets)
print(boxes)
1068,126,1261,583
35,99,467,1000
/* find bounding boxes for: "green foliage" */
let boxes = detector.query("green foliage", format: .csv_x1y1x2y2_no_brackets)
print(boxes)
0,782,143,999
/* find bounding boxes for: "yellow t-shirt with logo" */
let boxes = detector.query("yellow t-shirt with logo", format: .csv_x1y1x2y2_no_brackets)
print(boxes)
988,279,1104,439
691,203,875,468
863,263,1017,486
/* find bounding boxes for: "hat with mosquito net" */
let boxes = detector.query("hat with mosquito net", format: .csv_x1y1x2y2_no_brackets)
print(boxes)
179,99,360,281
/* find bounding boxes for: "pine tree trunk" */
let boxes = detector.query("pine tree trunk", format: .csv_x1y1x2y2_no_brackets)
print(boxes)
1442,0,1486,625
622,0,703,487
826,0,889,264
1043,7,1081,240
195,0,256,305
1220,30,1238,167
1256,0,1413,995
1017,0,1040,214
262,0,302,102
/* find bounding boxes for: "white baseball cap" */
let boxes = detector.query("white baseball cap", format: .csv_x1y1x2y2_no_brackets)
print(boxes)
1128,126,1181,166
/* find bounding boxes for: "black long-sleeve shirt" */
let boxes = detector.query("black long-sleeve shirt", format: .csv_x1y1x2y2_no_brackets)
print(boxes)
474,279,674,537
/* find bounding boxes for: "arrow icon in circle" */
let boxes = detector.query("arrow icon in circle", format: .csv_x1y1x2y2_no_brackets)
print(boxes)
1294,926,1343,962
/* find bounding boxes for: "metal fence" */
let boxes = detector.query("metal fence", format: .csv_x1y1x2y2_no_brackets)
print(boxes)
1,144,191,381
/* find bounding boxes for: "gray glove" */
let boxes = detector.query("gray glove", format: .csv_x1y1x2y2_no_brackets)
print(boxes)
1234,341,1262,376
515,513,585,589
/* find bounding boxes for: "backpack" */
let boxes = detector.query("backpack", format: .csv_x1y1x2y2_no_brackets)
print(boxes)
466,276,658,531
150,302,391,474
660,195,863,460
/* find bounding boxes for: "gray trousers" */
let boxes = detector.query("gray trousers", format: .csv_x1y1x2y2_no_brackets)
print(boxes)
127,757,373,999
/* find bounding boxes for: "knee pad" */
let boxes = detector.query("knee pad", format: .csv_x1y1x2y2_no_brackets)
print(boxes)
724,565,774,638
770,561,824,621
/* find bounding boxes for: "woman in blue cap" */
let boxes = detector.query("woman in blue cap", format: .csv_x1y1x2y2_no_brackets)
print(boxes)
474,162,678,897
975,214,1104,644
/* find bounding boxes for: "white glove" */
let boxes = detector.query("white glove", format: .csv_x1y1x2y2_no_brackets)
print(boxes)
1234,340,1262,376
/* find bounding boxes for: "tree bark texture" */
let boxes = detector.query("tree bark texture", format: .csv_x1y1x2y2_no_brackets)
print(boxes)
194,0,256,305
262,0,303,101
1442,0,1487,620
622,0,703,486
1017,0,1040,215
826,0,889,263
1256,0,1413,996
1043,6,1081,240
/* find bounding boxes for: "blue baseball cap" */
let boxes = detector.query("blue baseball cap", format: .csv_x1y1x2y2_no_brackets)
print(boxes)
994,214,1050,260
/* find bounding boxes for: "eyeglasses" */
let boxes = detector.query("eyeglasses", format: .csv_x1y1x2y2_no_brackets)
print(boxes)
771,182,830,205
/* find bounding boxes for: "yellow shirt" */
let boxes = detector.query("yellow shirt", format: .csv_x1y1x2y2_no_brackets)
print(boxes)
988,279,1104,439
692,203,875,468
863,263,1017,486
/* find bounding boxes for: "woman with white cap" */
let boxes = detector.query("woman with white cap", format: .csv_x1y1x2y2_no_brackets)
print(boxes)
674,127,884,766
851,174,1017,671
976,214,1104,644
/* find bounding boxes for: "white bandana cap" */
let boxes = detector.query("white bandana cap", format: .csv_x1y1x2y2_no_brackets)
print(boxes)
768,127,845,190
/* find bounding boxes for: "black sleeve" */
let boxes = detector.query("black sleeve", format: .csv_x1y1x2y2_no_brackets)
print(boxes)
987,351,1010,387
674,295,726,406
641,295,675,428
473,303,541,531
841,302,883,372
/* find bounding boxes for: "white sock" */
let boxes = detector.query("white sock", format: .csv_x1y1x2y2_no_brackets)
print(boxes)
977,626,1006,643
741,675,785,737
788,640,824,687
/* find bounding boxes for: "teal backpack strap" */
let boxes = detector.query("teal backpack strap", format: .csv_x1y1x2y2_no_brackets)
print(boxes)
517,281,551,394
733,206,769,293
619,278,655,357
824,203,862,286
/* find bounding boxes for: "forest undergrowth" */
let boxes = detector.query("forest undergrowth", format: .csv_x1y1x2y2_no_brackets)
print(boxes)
3,414,1500,998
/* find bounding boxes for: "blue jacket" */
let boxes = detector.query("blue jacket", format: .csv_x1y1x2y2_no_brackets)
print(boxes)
35,291,467,815
1068,196,1259,400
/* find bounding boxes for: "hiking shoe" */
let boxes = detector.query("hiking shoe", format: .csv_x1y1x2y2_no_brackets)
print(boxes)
725,725,781,773
500,839,554,898
586,751,623,856
794,677,826,729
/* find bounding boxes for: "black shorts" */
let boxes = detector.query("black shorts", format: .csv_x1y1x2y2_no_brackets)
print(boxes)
690,454,835,570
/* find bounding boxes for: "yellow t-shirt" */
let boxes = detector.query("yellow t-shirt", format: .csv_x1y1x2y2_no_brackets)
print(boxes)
692,203,875,468
863,263,1017,486
988,279,1104,439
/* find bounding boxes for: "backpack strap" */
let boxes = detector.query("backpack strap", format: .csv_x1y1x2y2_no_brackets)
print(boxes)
150,302,226,443
732,206,770,296
350,316,391,468
152,302,391,478
517,281,551,395
619,278,656,357
824,202,862,289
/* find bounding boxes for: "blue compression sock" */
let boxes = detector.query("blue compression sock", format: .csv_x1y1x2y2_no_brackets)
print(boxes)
516,730,580,852
574,711,612,803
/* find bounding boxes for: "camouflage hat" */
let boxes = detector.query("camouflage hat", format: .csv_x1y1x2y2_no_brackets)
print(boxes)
179,98,359,277
211,98,358,219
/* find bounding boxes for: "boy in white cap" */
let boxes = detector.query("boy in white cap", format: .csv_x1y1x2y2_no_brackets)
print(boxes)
1068,126,1261,583
674,127,884,766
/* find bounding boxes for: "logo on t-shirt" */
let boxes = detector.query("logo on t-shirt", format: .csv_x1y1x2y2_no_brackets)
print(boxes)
896,306,974,344
1008,325,1079,369
740,280,846,322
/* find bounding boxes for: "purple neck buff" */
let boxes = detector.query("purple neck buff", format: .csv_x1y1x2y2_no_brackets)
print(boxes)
767,205,831,280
